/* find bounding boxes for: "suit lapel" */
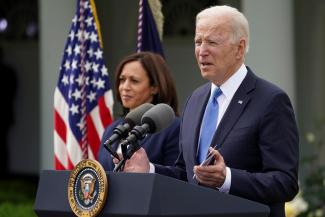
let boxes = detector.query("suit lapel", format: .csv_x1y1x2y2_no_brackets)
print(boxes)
189,84,211,162
211,69,256,148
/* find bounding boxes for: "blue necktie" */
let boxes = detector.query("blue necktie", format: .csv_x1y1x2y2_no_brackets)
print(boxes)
198,88,222,164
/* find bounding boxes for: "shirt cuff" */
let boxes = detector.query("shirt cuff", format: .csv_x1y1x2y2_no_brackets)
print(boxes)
218,167,231,193
149,162,155,173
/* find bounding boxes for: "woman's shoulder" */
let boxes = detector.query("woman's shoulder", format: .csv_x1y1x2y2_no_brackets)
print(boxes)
173,116,181,125
162,116,181,133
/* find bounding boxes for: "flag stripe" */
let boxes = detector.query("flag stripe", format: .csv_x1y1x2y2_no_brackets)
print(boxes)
54,110,67,144
54,131,68,168
54,156,66,170
98,94,113,127
66,128,83,166
54,88,69,124
89,106,104,138
87,114,101,158
87,144,95,160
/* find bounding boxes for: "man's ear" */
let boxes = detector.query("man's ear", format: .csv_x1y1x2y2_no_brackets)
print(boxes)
236,38,246,59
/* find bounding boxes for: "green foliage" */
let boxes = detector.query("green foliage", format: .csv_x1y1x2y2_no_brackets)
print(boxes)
298,118,325,217
0,202,36,217
0,179,37,217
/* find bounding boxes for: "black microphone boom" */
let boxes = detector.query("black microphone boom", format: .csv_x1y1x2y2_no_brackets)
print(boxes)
114,103,175,172
120,103,175,147
141,103,175,133
103,103,154,147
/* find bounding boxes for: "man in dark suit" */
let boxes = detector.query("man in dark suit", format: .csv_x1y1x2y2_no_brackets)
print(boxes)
119,5,299,217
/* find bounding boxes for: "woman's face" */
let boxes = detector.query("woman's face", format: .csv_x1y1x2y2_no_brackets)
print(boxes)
118,61,158,111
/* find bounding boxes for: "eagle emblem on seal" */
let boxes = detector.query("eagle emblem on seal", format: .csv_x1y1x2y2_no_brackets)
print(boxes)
79,173,97,205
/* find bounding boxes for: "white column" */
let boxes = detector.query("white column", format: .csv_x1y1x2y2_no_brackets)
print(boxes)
39,0,75,170
242,0,295,108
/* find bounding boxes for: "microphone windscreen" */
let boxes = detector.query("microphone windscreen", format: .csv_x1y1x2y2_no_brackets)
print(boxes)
141,103,175,133
125,103,154,126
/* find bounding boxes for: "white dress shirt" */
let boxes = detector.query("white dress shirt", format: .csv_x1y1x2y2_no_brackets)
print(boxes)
212,64,247,193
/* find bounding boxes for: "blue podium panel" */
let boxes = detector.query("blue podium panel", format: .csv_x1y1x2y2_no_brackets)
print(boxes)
34,170,269,217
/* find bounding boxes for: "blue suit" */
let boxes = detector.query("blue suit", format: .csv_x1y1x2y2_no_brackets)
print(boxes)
155,67,299,217
98,117,180,171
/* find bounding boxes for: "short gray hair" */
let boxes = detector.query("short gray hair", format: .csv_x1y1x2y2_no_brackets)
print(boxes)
196,5,250,53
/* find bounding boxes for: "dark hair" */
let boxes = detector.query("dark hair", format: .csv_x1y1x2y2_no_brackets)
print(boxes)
114,51,179,116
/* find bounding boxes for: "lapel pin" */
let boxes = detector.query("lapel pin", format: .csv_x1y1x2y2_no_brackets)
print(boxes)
238,100,243,104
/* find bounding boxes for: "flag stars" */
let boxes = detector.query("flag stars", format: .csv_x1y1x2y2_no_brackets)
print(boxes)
76,30,83,41
71,59,78,70
72,88,82,101
75,74,84,86
69,31,75,41
76,29,89,41
85,76,90,86
85,17,93,27
70,74,75,84
101,65,108,76
76,119,85,131
96,78,105,89
94,48,103,60
64,60,71,70
61,75,69,86
84,31,90,41
87,91,96,102
68,89,72,99
90,32,98,42
74,45,81,55
84,1,90,9
84,61,92,72
90,78,97,87
65,45,72,56
72,15,77,25
69,103,79,115
93,23,98,31
57,2,113,132
92,63,99,73
87,48,94,58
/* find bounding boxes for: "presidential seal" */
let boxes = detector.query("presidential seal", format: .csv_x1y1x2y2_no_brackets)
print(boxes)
68,159,108,217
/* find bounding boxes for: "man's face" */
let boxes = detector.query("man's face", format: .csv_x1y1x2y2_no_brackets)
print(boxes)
195,17,241,85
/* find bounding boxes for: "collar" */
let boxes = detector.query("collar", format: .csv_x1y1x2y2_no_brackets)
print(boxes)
211,63,247,100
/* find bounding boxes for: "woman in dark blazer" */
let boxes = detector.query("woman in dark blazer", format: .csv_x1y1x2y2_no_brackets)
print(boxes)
98,52,180,171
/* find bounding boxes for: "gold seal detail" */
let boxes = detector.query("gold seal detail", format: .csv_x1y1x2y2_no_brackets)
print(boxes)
68,159,108,217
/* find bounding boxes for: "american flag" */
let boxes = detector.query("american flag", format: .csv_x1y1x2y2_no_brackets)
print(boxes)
54,0,113,170
136,0,164,57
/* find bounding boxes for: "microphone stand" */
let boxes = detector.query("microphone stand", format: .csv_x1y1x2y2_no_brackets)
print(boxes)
103,143,121,161
113,140,141,172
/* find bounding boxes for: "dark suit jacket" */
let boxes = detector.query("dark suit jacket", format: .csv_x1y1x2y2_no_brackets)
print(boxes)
155,67,299,217
98,117,180,171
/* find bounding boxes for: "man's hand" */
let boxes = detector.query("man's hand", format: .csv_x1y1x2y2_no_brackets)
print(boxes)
113,147,150,173
193,147,227,188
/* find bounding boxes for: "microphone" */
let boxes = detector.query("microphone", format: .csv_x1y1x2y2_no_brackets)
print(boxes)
103,103,154,159
104,103,154,146
121,103,175,148
113,103,175,172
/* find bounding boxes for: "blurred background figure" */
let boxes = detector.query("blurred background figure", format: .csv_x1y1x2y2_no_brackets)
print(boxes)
98,51,180,171
0,45,17,178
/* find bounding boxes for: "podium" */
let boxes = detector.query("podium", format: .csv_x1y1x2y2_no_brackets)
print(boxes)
34,170,269,217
